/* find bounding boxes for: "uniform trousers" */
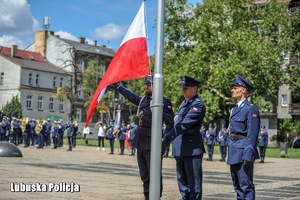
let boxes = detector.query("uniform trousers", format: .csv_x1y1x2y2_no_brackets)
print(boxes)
175,154,203,200
230,162,255,200
108,138,115,153
119,139,125,152
137,149,162,197
219,145,227,157
206,144,214,156
37,134,43,147
258,146,267,157
0,133,5,141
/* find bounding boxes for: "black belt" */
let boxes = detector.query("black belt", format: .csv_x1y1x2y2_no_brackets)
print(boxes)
183,129,200,134
230,134,246,141
139,120,151,128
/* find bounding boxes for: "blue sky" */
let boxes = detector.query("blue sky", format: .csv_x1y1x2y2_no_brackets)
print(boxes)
0,0,201,55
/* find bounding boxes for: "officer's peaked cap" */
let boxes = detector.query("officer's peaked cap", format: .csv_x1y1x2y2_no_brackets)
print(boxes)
181,76,200,87
209,123,213,127
221,124,226,128
261,125,265,128
231,75,254,91
144,75,153,84
111,119,115,123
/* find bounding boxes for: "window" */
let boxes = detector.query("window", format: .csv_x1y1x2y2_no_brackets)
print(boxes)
26,95,32,109
53,77,57,88
29,73,32,85
59,100,64,112
49,97,55,111
38,96,43,110
282,94,288,107
60,77,63,87
36,74,40,86
77,85,82,98
0,72,4,84
76,108,81,122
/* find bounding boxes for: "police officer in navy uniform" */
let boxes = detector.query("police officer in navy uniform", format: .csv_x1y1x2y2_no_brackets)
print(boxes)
115,75,174,200
205,123,217,161
105,119,116,154
162,76,206,200
118,121,127,155
257,125,268,163
128,120,138,156
217,124,229,162
227,75,260,200
60,119,66,147
66,118,74,151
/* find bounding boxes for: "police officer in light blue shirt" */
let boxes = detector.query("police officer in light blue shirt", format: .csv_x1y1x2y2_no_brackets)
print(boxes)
118,121,127,155
257,125,268,163
162,76,206,200
227,75,260,200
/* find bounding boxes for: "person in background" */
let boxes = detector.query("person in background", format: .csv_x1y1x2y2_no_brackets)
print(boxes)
105,119,116,155
217,124,229,162
118,121,127,155
66,118,74,151
95,121,105,151
128,120,138,156
257,125,268,163
206,123,217,161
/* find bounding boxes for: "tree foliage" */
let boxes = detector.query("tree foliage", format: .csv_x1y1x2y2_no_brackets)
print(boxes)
0,94,22,119
163,0,291,125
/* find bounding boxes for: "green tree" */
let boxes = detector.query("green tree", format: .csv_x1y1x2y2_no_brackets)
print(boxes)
163,0,291,125
0,94,22,119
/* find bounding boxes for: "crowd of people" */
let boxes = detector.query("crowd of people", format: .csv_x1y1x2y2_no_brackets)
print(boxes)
0,117,78,150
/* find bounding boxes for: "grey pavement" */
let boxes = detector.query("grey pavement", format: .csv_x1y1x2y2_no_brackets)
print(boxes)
1,144,300,200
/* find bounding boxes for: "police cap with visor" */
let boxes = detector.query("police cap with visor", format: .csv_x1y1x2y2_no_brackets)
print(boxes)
180,76,200,87
231,75,254,92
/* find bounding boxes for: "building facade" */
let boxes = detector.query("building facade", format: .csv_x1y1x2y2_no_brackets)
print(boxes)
0,45,72,121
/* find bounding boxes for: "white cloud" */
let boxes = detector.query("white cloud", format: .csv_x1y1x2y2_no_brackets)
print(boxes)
54,30,78,41
91,23,129,41
0,35,25,48
0,0,39,35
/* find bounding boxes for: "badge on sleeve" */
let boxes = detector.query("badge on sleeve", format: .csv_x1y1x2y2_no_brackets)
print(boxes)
192,107,198,112
252,114,258,118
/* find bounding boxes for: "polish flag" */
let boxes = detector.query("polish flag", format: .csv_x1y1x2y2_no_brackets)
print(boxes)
85,2,149,127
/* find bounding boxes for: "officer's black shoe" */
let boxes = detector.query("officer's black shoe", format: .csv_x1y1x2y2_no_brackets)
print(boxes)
37,147,41,149
109,152,113,154
144,195,149,200
66,149,72,151
52,147,57,149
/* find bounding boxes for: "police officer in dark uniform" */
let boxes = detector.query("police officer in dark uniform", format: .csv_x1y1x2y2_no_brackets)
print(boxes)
257,125,268,163
118,121,127,155
66,118,74,151
227,75,260,200
205,123,217,161
105,119,116,154
128,120,138,156
162,76,206,200
217,124,229,162
115,75,174,200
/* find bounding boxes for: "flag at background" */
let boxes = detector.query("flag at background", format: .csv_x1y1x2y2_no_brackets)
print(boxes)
114,110,121,128
85,1,149,127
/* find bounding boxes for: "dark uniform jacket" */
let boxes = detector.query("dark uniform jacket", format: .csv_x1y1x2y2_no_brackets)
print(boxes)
166,95,206,157
227,99,260,165
117,85,174,150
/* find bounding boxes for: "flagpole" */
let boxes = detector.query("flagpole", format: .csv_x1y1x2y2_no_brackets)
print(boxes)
149,0,165,199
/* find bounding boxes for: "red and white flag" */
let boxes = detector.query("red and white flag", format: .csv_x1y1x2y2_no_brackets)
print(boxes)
85,2,149,127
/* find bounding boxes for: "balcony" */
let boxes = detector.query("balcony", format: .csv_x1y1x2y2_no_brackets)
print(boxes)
289,104,300,114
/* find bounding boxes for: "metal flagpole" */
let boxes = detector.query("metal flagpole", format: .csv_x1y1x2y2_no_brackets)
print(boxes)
149,0,165,199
